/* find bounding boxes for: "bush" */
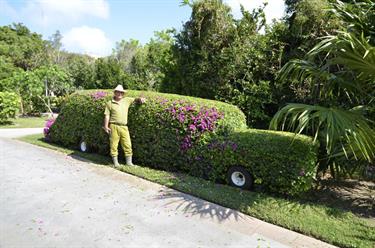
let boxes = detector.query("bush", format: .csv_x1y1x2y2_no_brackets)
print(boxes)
192,129,318,195
50,90,317,195
50,89,246,154
0,91,19,123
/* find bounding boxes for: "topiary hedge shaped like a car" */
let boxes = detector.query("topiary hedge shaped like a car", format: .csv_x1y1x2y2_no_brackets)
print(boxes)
49,90,318,195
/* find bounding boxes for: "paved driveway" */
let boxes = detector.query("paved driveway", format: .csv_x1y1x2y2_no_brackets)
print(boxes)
0,128,43,138
0,129,336,248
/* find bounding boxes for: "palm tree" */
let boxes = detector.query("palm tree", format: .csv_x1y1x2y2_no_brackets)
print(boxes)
270,0,375,177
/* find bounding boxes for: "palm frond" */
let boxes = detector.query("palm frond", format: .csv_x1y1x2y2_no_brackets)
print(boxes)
278,58,365,99
308,32,375,80
278,59,329,83
270,103,375,162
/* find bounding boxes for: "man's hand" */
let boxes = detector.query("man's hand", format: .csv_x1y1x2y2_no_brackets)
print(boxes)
103,126,111,134
103,115,111,134
136,97,147,104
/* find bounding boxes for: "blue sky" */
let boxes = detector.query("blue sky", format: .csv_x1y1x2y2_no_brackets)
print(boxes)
0,0,285,57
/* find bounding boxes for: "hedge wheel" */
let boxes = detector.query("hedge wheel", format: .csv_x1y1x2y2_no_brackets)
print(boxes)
79,140,89,153
227,166,253,190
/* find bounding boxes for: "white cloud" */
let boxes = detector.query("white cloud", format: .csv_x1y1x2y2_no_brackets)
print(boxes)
62,26,112,57
225,0,285,24
20,0,109,27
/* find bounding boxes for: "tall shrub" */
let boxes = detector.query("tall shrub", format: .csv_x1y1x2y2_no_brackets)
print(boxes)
0,91,19,123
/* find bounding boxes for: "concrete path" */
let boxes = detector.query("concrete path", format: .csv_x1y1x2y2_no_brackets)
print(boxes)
0,129,336,248
0,128,43,138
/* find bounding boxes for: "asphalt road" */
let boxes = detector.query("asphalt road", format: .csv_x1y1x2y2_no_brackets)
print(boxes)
0,129,336,248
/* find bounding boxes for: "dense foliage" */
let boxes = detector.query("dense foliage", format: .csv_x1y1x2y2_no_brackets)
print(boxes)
0,23,48,75
0,91,19,123
49,90,317,195
271,0,375,178
0,65,73,114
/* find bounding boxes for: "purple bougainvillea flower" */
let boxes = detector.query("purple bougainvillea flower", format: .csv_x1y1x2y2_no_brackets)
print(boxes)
163,102,224,152
181,136,193,151
188,124,196,131
90,91,107,100
44,118,56,137
177,113,185,123
231,143,238,151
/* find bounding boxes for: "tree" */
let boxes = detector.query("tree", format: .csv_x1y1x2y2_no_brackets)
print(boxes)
0,65,73,114
0,56,21,80
111,39,140,72
63,53,96,89
270,0,375,178
130,30,176,91
215,5,284,128
266,0,343,121
34,65,74,96
281,0,341,62
169,1,284,127
0,23,49,71
94,57,128,89
169,0,236,99
48,30,63,64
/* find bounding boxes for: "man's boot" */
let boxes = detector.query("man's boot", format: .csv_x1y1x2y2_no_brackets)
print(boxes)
112,156,121,168
125,156,134,166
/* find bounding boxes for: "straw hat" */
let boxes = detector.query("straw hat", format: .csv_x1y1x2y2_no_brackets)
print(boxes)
114,85,126,93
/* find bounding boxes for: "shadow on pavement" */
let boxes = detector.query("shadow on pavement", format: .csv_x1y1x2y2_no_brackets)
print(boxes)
153,188,243,223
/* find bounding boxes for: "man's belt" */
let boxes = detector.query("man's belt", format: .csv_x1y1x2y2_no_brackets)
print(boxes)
110,122,127,126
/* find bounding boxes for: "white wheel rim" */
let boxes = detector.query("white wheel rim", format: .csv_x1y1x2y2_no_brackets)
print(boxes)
80,141,87,152
231,171,245,187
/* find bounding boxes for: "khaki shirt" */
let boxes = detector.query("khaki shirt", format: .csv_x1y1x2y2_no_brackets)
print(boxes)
104,97,135,125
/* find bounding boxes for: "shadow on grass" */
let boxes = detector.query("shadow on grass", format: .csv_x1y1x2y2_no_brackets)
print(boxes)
0,120,13,125
297,179,375,219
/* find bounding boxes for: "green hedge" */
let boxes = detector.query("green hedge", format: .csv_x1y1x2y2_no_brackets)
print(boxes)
50,89,246,163
192,130,318,195
50,90,317,195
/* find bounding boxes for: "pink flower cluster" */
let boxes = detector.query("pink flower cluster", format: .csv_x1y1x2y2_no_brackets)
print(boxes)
43,118,55,137
90,91,107,100
159,98,224,151
207,140,238,151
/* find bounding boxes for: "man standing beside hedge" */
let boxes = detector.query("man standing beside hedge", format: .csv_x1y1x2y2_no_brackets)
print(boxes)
103,85,145,167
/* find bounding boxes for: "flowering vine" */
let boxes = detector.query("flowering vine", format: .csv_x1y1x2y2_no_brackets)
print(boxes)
90,91,107,100
43,118,55,138
157,98,224,151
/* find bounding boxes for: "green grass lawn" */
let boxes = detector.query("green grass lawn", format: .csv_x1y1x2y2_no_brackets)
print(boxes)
0,116,47,128
19,134,375,248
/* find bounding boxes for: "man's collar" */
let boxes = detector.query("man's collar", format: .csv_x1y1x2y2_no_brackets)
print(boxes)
112,98,123,104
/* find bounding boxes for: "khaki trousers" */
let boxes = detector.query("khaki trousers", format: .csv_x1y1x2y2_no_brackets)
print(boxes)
109,124,132,157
